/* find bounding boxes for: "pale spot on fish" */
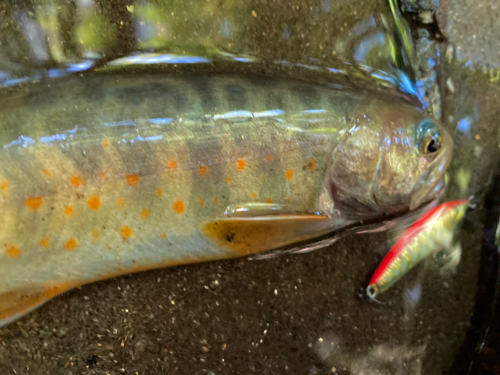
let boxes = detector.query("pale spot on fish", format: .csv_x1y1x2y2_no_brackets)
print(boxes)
265,154,273,162
225,176,232,184
91,230,100,241
87,196,101,210
198,198,205,207
214,197,221,206
0,180,9,192
141,208,150,219
39,236,50,249
198,165,209,176
250,191,258,199
102,138,111,148
100,171,108,181
65,238,78,251
42,168,52,178
6,245,21,258
25,196,43,211
155,187,163,199
116,197,125,208
64,205,75,218
159,233,167,239
173,200,186,214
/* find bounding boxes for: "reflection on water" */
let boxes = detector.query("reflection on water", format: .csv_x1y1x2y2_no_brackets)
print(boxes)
0,0,492,374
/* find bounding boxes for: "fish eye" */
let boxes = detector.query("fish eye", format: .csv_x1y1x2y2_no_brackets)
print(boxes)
417,120,443,155
424,135,443,153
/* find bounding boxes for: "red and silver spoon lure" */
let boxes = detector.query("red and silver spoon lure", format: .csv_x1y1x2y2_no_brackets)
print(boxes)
367,199,471,301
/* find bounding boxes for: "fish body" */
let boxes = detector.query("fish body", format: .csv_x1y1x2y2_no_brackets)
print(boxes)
0,73,452,325
367,199,470,298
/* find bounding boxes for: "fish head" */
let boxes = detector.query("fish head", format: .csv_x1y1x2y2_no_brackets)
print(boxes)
329,100,453,219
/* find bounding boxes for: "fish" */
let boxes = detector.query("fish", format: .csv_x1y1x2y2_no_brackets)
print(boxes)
0,73,452,326
367,199,470,300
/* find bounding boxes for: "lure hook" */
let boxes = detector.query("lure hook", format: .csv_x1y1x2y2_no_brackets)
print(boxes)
366,285,387,305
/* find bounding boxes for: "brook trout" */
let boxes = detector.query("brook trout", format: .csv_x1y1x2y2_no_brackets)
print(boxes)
0,73,452,326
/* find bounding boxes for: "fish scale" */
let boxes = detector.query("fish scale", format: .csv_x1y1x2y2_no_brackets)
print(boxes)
0,73,452,326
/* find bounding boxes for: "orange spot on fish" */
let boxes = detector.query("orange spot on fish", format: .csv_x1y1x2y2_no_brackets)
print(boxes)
39,237,50,249
214,197,221,206
250,191,258,199
70,174,84,188
259,177,265,183
0,180,9,192
224,176,232,184
198,198,205,206
198,165,209,176
100,171,108,181
91,230,100,241
120,225,133,240
42,169,52,178
265,154,273,161
236,159,246,170
265,197,273,204
25,196,43,211
155,187,163,199
102,138,111,148
126,174,140,186
141,208,150,219
285,168,294,180
6,245,21,258
64,205,75,218
65,238,78,251
87,196,101,210
136,146,143,153
286,197,292,204
173,200,186,214
159,233,167,239
116,197,125,208
308,159,317,171
168,160,178,170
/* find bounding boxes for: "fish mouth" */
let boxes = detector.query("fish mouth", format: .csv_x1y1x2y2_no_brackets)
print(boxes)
409,157,449,211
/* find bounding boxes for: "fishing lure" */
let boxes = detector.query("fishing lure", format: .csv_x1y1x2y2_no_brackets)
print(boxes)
367,199,470,300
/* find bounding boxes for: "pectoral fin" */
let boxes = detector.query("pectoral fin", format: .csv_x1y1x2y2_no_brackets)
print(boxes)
0,283,73,327
201,212,333,256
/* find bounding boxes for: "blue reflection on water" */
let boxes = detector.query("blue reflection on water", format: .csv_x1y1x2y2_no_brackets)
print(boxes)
254,109,285,117
109,54,211,65
40,133,66,143
303,109,325,114
149,118,174,124
456,117,472,137
67,60,94,72
4,135,35,149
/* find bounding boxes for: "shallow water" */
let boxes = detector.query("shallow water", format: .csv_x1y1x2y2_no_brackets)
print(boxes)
0,0,497,374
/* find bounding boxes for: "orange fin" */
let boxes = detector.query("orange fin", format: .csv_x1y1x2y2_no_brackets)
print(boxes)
0,284,73,327
200,214,333,256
